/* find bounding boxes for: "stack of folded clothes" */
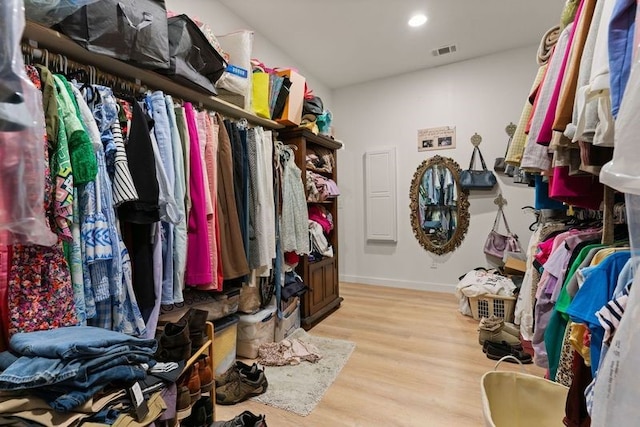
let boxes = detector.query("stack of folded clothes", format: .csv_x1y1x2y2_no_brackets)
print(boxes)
0,326,159,425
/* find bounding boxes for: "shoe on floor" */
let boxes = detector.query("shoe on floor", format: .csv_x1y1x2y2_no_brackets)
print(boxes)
216,361,260,388
216,369,268,405
212,410,267,427
502,322,520,338
482,339,523,353
484,341,532,364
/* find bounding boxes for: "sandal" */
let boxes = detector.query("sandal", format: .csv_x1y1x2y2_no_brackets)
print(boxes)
484,341,532,364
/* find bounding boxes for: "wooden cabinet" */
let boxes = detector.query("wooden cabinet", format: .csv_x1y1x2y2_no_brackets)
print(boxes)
278,128,343,328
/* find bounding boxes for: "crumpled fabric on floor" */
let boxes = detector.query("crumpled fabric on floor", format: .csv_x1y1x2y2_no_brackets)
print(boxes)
257,338,322,366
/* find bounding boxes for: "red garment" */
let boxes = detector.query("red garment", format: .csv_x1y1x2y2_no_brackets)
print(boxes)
0,245,9,351
535,237,556,266
549,166,604,210
308,205,333,235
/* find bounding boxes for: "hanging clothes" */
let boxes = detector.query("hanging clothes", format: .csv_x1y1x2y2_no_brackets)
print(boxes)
184,102,213,286
7,67,77,336
119,101,159,312
215,112,250,280
202,113,223,290
248,127,276,271
280,145,310,255
165,96,187,304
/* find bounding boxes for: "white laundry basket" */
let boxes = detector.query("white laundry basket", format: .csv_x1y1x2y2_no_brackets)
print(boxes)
481,356,569,427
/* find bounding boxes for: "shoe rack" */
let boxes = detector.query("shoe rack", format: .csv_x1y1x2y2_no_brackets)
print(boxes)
181,321,216,421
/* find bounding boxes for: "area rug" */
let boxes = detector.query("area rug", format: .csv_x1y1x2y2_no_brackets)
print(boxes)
251,328,356,416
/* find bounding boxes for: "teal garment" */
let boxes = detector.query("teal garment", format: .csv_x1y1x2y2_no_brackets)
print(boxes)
545,243,604,380
555,244,606,317
52,75,97,185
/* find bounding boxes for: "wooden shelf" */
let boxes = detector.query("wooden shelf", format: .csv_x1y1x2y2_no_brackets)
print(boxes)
22,21,284,129
277,128,343,150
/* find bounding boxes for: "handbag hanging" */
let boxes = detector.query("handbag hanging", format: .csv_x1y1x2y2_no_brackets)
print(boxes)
460,145,497,190
484,205,521,259
494,123,516,174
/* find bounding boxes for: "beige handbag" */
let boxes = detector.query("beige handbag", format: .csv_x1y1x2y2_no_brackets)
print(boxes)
481,356,569,427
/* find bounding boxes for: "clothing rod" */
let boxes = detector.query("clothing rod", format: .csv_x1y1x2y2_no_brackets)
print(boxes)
22,21,283,129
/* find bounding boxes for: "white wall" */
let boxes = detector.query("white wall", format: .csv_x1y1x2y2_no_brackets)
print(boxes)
333,45,539,292
165,0,333,108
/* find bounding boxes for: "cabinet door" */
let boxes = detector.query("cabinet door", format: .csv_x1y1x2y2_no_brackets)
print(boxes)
307,262,326,314
323,260,337,301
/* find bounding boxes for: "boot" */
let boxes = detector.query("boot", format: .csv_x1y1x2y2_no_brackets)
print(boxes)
478,316,521,347
198,355,214,392
180,309,209,354
156,317,192,362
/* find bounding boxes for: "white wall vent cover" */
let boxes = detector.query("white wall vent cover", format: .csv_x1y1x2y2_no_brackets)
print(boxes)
432,44,458,57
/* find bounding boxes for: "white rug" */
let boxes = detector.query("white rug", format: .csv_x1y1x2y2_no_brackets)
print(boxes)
251,328,356,416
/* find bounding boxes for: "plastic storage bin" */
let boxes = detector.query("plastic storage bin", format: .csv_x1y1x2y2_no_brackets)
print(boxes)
469,294,516,323
237,298,276,359
275,297,300,342
213,315,239,377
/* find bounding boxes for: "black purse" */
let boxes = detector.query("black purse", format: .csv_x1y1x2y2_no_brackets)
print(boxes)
460,146,497,190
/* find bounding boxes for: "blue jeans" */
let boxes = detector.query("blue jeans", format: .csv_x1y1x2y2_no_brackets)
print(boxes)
9,325,156,359
149,91,176,305
0,348,154,390
42,364,147,413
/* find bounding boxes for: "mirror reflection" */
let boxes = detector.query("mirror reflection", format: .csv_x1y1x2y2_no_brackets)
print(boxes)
410,156,470,255
418,164,458,246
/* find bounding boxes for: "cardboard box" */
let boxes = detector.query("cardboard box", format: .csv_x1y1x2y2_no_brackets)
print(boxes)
504,257,526,275
275,69,305,126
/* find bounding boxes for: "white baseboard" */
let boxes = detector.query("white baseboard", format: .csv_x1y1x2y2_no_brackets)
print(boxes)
339,274,454,293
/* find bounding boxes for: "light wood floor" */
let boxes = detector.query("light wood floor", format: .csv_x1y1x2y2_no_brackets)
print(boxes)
216,282,544,426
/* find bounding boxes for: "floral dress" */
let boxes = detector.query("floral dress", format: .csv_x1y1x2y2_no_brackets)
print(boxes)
7,66,78,335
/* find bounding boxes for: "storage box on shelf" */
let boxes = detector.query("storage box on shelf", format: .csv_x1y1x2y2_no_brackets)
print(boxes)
277,128,343,328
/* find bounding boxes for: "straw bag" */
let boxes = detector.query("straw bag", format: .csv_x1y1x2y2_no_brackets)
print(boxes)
481,356,569,427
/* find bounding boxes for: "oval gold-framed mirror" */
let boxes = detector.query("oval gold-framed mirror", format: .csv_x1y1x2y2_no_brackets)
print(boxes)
409,155,470,255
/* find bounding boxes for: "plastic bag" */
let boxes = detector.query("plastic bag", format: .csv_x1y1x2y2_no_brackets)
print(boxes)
215,30,254,110
590,193,640,424
591,270,640,424
25,0,100,27
0,0,57,246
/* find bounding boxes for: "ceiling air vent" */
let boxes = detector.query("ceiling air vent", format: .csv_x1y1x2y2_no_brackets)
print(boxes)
432,44,457,57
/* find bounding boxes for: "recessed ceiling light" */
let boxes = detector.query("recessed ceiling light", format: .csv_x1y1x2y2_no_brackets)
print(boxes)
408,14,427,27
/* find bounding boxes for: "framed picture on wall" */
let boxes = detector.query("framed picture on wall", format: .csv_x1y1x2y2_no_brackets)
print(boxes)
417,126,456,152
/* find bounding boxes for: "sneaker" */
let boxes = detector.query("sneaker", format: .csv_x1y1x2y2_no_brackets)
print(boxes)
216,369,268,405
212,410,267,427
216,361,260,388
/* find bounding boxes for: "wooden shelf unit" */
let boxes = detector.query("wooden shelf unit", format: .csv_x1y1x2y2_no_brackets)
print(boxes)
277,128,343,328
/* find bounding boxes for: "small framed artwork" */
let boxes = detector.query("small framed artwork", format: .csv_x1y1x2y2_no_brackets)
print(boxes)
417,126,456,152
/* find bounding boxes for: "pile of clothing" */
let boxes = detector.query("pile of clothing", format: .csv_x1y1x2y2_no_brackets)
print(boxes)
306,172,339,203
0,326,157,424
